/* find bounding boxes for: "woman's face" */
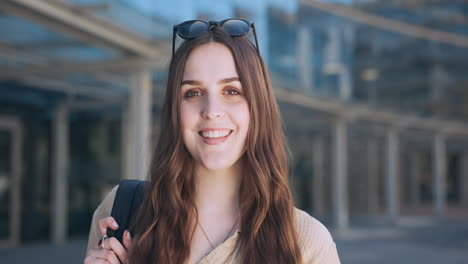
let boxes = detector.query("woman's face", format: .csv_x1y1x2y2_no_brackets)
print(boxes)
180,42,250,171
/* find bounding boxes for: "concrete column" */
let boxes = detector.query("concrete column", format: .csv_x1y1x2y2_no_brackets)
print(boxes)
385,127,399,225
409,152,421,208
433,134,447,218
367,136,379,215
122,102,132,180
297,25,313,94
325,25,340,66
11,121,22,247
324,25,351,101
340,24,353,101
339,65,352,102
311,136,325,218
461,153,468,207
51,102,69,244
331,117,348,231
125,69,153,180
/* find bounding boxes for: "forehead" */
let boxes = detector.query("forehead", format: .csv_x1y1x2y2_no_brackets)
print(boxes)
182,42,239,82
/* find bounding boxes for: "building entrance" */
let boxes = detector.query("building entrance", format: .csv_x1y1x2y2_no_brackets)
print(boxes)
0,116,22,248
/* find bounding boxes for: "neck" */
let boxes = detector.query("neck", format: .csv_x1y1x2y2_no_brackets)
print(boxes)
194,160,243,216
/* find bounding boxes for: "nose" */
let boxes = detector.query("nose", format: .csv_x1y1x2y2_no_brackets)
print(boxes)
201,94,225,120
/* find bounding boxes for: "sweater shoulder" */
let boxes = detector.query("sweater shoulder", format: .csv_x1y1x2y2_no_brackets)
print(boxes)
86,185,118,254
293,208,336,262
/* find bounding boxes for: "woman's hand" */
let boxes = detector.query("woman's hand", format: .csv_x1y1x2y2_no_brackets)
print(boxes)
84,216,133,264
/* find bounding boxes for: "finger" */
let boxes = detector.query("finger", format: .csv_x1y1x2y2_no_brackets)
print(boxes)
98,217,119,235
90,249,120,264
106,237,128,263
84,255,110,264
123,230,134,252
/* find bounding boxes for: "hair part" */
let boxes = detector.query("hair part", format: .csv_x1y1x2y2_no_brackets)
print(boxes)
129,27,303,264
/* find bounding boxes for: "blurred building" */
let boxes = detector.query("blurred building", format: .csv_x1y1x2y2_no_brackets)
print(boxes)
0,0,467,248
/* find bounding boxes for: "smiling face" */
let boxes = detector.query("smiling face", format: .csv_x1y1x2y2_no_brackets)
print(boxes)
179,42,250,172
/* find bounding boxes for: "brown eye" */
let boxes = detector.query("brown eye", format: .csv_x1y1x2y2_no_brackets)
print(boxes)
224,88,241,96
184,89,202,98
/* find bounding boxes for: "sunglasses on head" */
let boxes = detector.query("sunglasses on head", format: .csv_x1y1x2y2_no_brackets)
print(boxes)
172,18,259,56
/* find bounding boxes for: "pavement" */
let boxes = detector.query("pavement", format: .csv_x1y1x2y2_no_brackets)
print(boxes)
1,215,467,264
335,215,468,264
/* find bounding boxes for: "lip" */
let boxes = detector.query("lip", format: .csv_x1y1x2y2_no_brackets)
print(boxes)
198,128,233,145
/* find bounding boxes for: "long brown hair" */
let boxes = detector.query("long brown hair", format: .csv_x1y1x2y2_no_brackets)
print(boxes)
129,27,302,263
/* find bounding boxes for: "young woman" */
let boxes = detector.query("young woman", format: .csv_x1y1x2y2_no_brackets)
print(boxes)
84,19,340,264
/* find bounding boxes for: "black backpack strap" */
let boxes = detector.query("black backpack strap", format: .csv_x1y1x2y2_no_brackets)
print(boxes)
107,179,147,243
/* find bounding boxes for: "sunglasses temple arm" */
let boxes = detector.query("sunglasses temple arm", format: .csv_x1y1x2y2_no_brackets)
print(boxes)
172,27,177,57
251,24,260,54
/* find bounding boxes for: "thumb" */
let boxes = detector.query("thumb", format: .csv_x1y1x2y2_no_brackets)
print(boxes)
123,230,134,251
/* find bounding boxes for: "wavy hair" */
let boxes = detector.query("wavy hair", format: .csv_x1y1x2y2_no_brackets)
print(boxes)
129,27,302,264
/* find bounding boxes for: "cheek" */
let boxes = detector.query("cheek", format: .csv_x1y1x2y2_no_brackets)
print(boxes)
180,105,198,154
179,105,198,147
237,102,250,135
179,102,196,131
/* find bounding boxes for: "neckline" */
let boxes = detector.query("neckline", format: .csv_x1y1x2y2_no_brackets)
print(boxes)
198,219,239,250
198,229,240,263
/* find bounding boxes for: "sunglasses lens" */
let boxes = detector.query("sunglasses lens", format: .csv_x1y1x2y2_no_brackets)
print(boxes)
178,20,208,39
222,19,249,36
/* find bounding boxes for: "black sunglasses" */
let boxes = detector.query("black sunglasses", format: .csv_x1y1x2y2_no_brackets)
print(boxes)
172,18,260,56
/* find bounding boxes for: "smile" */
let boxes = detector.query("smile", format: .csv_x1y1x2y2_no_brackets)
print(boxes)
198,129,233,145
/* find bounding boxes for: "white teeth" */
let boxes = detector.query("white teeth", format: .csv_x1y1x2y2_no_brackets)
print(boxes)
201,130,230,138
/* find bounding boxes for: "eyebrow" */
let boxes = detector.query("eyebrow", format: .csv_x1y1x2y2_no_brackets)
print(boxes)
181,77,240,86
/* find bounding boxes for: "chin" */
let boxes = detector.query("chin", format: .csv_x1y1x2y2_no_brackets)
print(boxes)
201,161,236,171
200,156,240,171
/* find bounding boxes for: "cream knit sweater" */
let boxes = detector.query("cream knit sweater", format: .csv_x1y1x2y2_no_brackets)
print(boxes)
86,186,341,263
